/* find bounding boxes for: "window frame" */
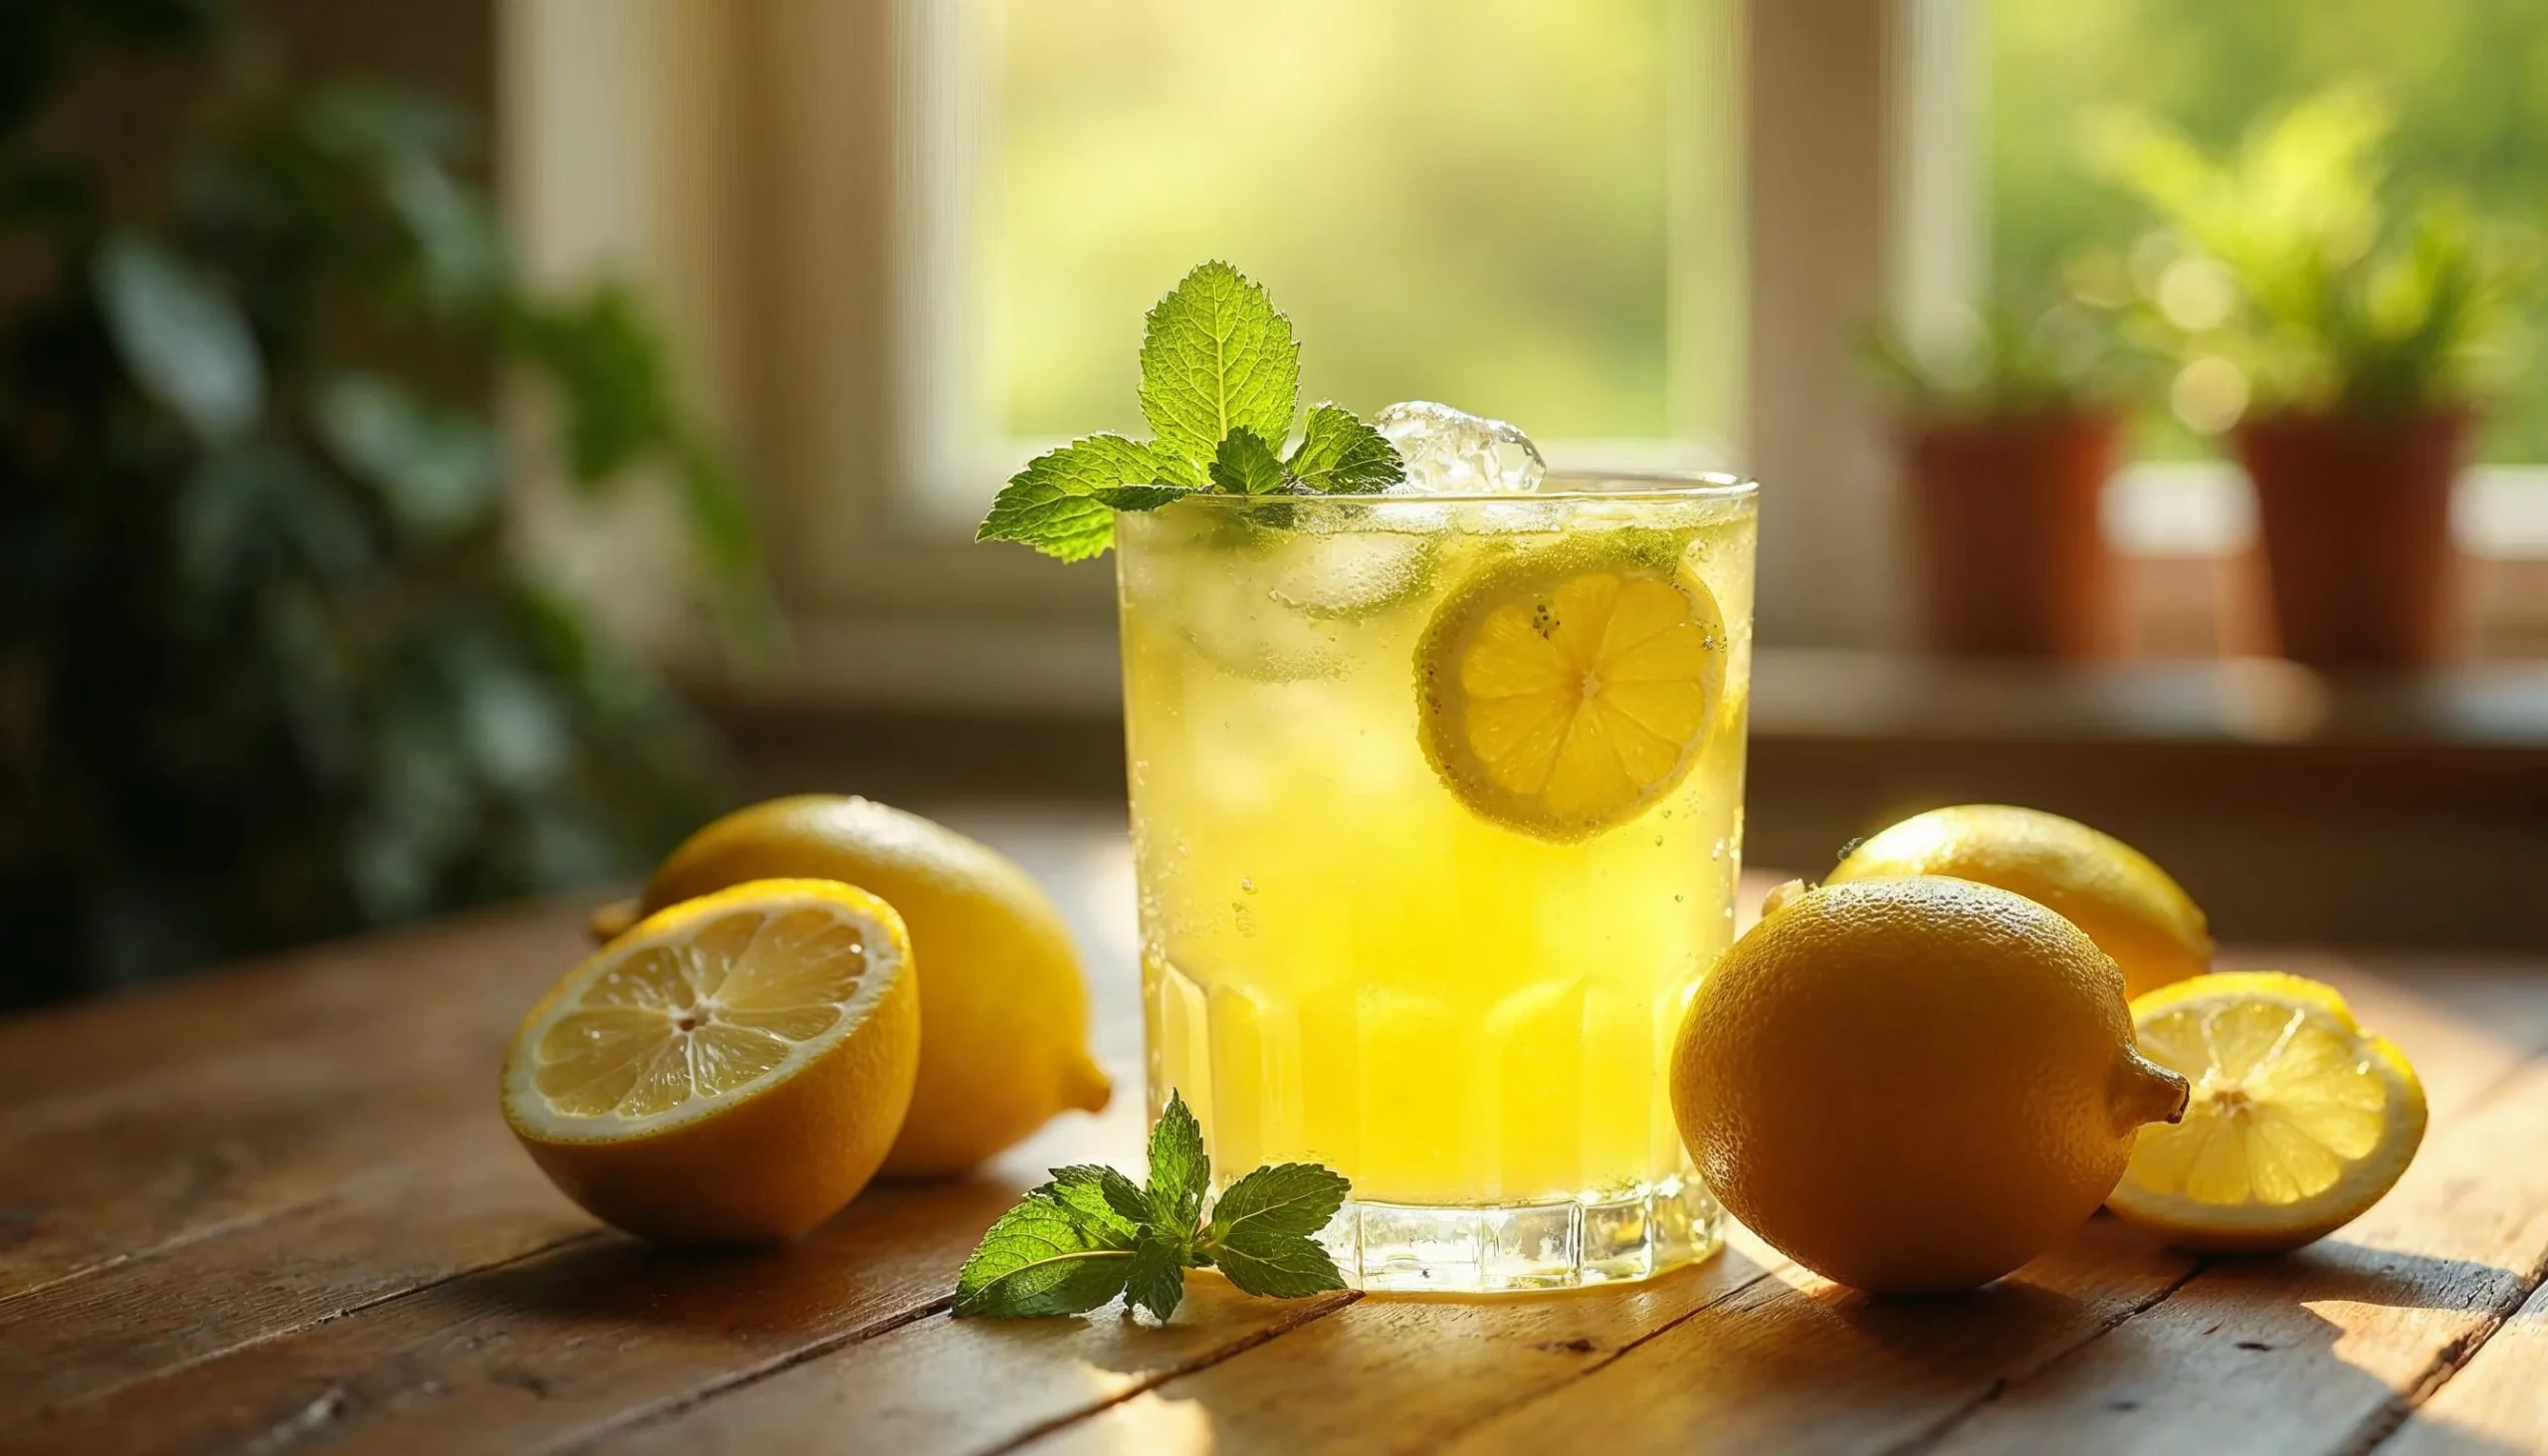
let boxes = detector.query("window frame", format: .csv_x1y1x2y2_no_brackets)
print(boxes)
502,0,1919,702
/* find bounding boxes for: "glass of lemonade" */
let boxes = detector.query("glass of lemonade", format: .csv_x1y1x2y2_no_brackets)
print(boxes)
1116,470,1757,1292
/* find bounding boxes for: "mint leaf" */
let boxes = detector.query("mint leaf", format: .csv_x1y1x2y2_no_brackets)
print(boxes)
1151,447,1207,492
1147,1091,1210,1232
1124,1235,1191,1324
1208,427,1290,496
1288,404,1403,495
953,1193,1137,1318
1041,1165,1149,1244
1210,1231,1348,1300
1200,1163,1349,1300
1205,1162,1351,1248
1139,261,1300,477
1091,485,1194,512
949,1086,1352,1322
976,434,1169,560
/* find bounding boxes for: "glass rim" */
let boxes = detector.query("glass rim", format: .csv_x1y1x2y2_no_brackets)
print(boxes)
1167,468,1760,510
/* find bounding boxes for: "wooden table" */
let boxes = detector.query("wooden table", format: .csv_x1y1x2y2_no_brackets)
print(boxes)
6,807,2547,1454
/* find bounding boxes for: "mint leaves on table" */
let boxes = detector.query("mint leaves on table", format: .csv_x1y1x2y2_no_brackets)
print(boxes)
952,1091,1351,1322
974,261,1405,560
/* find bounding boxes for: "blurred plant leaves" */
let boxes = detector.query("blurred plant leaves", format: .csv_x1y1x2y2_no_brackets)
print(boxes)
300,81,473,161
2088,86,2534,418
95,232,265,443
1,3,753,1005
312,372,501,543
513,288,674,485
176,445,371,609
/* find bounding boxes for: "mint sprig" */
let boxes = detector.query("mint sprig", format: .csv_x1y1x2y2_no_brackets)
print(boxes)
975,262,1406,558
953,1091,1351,1322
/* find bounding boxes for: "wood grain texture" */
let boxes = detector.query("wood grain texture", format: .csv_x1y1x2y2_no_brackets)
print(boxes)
1920,1058,2548,1456
0,904,587,1297
5,1068,1140,1456
2381,1273,2548,1456
597,1280,1359,1456
1028,1236,1796,1456
1439,1218,2194,1456
6,807,2548,1456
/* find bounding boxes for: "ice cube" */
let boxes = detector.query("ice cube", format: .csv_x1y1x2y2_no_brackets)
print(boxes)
1376,400,1546,495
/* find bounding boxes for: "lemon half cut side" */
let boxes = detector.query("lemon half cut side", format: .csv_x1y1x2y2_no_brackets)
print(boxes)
2107,971,2426,1255
1418,541,1728,841
503,878,921,1244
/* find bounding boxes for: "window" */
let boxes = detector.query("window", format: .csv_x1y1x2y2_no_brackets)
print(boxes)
1986,0,2548,596
896,0,1742,524
1991,0,2548,465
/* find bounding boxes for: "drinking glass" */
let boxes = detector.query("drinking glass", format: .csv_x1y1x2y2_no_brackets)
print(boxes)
1116,473,1757,1291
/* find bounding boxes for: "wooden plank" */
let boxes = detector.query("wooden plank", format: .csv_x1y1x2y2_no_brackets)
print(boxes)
596,1281,1359,1456
0,1030,517,1299
0,1147,593,1423
1917,1054,2548,1456
1412,1218,2190,1456
2379,1272,2548,1456
0,906,585,1296
1022,1237,1795,1456
4,1070,1142,1456
0,901,585,1109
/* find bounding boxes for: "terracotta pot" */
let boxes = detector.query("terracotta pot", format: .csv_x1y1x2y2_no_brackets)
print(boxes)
2232,410,2470,669
1898,410,2121,658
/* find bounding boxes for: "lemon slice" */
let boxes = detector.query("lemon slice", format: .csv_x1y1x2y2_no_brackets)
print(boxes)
2106,971,2426,1254
502,878,921,1243
1417,539,1728,840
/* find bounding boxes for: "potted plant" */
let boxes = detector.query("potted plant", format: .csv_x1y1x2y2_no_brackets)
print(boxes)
1862,302,2135,658
2094,88,2532,668
0,3,759,1004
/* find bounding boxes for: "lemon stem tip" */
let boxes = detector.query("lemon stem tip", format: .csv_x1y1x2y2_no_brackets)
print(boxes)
1065,1057,1113,1114
2116,1050,2192,1132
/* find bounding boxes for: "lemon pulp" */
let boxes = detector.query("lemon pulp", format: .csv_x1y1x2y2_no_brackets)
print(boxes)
2109,971,2426,1253
503,879,921,1243
1419,547,1729,841
526,892,888,1128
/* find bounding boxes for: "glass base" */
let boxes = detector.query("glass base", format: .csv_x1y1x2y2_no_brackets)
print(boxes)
1315,1176,1724,1293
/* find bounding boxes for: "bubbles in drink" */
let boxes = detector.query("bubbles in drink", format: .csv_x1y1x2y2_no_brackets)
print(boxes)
1376,400,1546,495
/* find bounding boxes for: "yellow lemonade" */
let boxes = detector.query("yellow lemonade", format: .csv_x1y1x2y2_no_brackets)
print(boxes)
1117,477,1756,1290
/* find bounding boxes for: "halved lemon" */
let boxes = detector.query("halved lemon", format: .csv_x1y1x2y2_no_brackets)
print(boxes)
1417,538,1728,840
2106,971,2426,1254
502,878,921,1244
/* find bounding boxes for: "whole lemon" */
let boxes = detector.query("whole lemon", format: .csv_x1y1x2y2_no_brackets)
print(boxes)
1671,876,2188,1294
641,795,1111,1178
1823,804,2212,999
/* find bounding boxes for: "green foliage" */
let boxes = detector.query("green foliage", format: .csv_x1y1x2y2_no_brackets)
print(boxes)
975,262,1402,559
1207,427,1290,497
1285,404,1400,496
953,1091,1348,1323
1858,299,2134,419
1137,259,1302,473
973,434,1169,562
0,5,751,1004
2086,87,2533,423
1989,0,2548,454
991,0,1691,444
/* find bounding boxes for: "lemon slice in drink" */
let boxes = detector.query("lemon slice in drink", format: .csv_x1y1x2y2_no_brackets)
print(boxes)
2106,971,2427,1254
1417,538,1728,840
502,878,920,1244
